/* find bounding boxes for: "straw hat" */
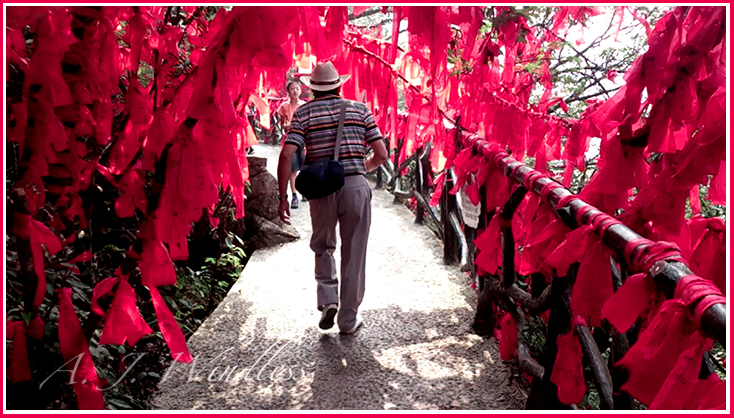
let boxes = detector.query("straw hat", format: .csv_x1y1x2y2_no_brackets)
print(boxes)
301,61,350,91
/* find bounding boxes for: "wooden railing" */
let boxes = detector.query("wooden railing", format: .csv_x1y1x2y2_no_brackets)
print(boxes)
374,129,727,410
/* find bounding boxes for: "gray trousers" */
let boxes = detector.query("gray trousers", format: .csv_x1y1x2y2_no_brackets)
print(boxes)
309,175,372,332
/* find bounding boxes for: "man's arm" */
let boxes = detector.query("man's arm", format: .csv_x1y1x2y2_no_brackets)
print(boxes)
278,144,297,197
364,138,388,172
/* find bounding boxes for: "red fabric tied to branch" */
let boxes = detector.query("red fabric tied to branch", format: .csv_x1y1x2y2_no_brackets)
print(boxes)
13,214,64,306
571,240,614,327
95,277,153,346
649,333,713,410
139,240,177,287
602,273,656,333
674,275,726,327
519,217,568,276
7,317,45,383
545,225,594,277
148,286,193,363
688,217,726,294
474,215,502,276
498,313,518,361
551,316,587,405
682,373,723,409
616,299,706,407
58,288,105,409
116,169,147,218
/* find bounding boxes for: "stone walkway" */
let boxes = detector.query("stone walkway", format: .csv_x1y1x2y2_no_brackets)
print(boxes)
151,144,525,410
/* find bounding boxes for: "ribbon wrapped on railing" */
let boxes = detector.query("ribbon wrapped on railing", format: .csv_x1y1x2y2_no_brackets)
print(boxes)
58,288,105,409
521,169,543,191
551,316,587,405
624,239,687,273
674,275,726,328
6,317,44,383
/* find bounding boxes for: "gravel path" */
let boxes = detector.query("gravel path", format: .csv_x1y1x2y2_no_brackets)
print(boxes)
151,144,525,410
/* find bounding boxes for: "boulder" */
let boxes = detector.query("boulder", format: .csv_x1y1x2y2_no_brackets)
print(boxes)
244,156,299,250
244,213,299,250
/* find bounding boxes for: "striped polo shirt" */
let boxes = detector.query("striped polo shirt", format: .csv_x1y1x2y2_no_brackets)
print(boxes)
284,94,383,175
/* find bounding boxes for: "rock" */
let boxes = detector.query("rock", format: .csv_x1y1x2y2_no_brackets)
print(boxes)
244,156,299,249
246,156,280,221
245,214,300,250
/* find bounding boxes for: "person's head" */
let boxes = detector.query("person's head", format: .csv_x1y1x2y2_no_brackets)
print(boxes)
312,86,341,98
303,61,349,97
286,81,301,100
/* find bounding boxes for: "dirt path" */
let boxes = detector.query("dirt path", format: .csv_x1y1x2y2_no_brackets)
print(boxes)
151,144,525,410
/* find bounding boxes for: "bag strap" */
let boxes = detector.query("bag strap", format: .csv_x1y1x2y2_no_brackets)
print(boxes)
333,99,348,161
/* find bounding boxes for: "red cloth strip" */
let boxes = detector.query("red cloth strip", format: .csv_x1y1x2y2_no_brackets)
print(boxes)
6,317,44,383
58,288,105,409
573,205,596,226
539,182,563,203
508,163,523,180
675,275,727,327
556,194,576,209
624,240,686,273
522,170,544,191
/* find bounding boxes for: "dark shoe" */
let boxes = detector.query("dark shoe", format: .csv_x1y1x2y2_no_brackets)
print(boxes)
302,195,308,202
319,304,338,330
291,194,299,209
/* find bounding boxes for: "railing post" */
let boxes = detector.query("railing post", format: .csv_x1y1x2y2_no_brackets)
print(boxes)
414,145,425,224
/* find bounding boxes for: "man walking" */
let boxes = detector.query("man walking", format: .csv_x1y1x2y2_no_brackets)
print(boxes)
277,62,388,334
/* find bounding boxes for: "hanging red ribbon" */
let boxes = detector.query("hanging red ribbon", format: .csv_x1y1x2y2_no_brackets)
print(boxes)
6,317,45,383
93,277,153,346
551,316,587,405
474,215,502,276
571,240,614,327
13,214,64,306
498,313,518,361
58,288,105,409
148,286,193,363
616,300,705,406
602,273,655,333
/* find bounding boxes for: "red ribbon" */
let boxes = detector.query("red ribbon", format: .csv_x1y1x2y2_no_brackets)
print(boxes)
474,215,502,276
148,286,193,363
571,240,614,327
521,170,543,191
58,288,105,409
539,181,562,203
93,276,153,346
139,240,177,287
674,275,726,327
551,316,587,404
498,313,518,361
6,317,44,383
602,273,656,333
624,239,686,273
13,214,64,306
617,299,706,406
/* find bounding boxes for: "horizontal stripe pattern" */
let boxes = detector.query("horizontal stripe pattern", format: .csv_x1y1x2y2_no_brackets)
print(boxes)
284,95,383,175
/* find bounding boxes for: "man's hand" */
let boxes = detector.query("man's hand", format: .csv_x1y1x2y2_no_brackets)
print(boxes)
279,200,291,224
